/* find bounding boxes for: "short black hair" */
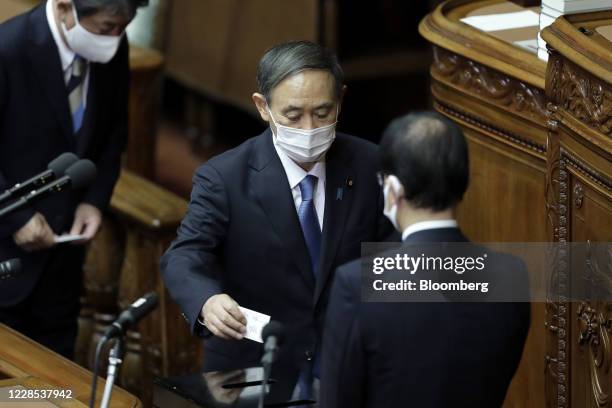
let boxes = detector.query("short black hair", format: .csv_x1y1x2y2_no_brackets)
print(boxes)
256,41,344,103
74,0,149,19
379,111,469,211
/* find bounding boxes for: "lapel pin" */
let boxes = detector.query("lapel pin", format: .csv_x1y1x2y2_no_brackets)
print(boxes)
346,177,354,188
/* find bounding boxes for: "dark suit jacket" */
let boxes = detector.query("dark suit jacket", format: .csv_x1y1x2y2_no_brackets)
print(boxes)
320,227,531,408
160,128,393,371
0,5,128,306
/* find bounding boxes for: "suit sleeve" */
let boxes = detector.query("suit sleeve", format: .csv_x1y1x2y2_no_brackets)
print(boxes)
160,163,228,335
320,264,365,408
0,46,36,238
82,37,129,211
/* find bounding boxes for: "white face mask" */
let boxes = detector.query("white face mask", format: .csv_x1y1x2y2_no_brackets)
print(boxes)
61,4,122,63
383,175,403,231
267,106,338,163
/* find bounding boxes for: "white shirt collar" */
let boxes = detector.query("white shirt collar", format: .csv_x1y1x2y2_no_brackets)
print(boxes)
401,219,458,241
272,132,326,189
46,0,75,72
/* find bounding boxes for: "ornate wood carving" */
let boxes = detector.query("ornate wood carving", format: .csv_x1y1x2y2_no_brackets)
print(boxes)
574,184,584,209
434,100,546,155
421,5,612,407
556,152,570,408
432,46,548,121
545,112,564,407
548,55,612,137
551,146,612,408
576,241,612,407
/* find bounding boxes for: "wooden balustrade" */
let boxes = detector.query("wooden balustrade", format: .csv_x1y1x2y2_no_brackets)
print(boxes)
77,169,202,407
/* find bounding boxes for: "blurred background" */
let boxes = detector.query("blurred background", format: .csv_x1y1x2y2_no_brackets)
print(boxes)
1,0,444,197
132,0,444,197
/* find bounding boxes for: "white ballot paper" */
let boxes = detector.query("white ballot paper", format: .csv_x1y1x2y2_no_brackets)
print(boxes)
239,306,271,343
54,234,86,243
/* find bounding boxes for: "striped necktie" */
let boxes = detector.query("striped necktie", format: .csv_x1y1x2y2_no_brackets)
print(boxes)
67,56,86,134
297,175,322,278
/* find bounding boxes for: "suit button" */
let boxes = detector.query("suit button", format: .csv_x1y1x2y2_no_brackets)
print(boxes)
305,350,313,361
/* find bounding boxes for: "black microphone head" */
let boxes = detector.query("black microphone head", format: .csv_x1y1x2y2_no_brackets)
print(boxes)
262,321,285,345
47,153,79,176
126,292,159,322
65,159,97,189
0,258,21,275
135,292,159,309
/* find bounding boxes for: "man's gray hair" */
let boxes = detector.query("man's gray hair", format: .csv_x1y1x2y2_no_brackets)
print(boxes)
73,0,149,18
257,41,344,103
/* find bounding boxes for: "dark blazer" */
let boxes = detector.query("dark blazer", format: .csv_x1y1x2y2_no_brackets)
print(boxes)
161,128,393,371
320,227,531,408
0,5,128,306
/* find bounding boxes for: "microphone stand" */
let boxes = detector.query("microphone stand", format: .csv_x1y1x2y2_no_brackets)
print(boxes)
258,346,276,408
258,363,271,408
100,337,125,408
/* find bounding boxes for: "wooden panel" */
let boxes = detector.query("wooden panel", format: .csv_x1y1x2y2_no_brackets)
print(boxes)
422,2,612,407
127,46,164,180
564,137,612,408
0,0,38,22
0,324,140,408
458,127,547,242
164,0,318,112
543,10,611,408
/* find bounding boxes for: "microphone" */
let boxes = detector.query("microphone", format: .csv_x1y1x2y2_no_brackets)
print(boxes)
0,159,97,219
259,321,285,408
102,292,159,339
261,321,285,367
0,258,21,281
0,153,79,206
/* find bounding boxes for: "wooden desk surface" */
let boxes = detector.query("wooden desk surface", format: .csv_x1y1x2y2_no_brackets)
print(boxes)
419,0,546,89
0,324,141,408
542,10,612,83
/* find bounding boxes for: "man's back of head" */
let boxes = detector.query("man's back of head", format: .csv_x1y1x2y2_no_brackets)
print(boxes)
379,111,469,213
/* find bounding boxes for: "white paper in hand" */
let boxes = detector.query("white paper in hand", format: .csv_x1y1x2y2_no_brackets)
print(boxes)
54,234,87,243
239,306,271,343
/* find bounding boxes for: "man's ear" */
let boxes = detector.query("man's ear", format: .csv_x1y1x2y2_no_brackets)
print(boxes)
56,0,74,25
387,175,404,204
252,93,270,123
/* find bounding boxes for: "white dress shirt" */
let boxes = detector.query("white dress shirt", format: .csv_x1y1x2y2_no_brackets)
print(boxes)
401,219,458,241
273,137,326,230
46,0,89,106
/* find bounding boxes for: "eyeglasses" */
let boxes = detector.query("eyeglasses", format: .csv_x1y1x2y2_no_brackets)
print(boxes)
376,171,385,187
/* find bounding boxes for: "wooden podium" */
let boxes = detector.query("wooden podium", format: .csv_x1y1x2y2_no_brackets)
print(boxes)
0,324,141,407
420,1,611,407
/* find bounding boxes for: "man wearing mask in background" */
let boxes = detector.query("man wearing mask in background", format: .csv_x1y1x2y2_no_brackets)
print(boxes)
0,0,148,358
161,41,393,395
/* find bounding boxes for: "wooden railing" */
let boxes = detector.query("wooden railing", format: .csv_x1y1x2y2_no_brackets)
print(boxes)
76,169,202,407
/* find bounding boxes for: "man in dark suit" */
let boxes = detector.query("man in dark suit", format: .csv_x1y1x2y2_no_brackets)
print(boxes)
161,41,393,377
0,0,147,358
320,111,531,408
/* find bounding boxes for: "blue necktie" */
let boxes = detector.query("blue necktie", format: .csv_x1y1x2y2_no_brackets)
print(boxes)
297,175,322,396
67,56,86,134
298,175,322,277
